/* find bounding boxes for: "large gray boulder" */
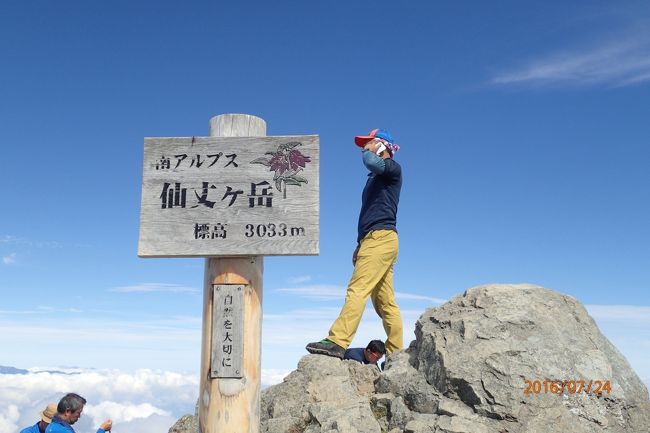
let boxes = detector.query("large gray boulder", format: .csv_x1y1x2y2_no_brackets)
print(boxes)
172,284,650,433
398,283,650,432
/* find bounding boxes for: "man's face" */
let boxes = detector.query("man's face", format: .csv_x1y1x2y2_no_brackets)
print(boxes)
364,138,390,159
364,348,383,364
363,138,381,153
64,407,83,424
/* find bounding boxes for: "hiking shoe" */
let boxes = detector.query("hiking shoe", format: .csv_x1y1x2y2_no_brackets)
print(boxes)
305,339,345,359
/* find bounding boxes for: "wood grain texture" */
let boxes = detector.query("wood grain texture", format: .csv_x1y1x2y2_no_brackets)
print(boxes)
138,134,319,257
199,114,266,433
200,257,263,433
209,113,266,138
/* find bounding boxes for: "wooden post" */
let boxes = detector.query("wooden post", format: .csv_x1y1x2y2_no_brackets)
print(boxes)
199,114,267,433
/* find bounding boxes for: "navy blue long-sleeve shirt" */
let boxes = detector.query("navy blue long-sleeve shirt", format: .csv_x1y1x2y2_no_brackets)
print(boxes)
344,347,369,364
357,150,402,243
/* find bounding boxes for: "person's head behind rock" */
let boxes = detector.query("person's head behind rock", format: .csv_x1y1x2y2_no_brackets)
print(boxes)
365,339,386,364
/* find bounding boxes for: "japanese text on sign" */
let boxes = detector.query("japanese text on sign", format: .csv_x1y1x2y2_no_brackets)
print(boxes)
138,135,319,257
211,284,244,378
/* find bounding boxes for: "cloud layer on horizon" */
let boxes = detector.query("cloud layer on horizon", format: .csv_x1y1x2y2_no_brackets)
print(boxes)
0,367,290,433
0,368,198,433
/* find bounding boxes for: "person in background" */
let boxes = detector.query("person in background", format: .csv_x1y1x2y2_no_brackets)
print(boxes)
20,403,57,433
45,393,112,433
344,339,386,367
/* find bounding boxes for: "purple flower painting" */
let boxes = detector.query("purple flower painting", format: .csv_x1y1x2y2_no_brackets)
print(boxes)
250,141,311,198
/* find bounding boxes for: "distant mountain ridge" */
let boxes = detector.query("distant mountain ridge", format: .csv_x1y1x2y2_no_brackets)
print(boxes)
0,365,28,374
0,365,81,375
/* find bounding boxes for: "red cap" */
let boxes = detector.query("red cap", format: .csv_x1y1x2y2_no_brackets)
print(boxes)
354,128,395,147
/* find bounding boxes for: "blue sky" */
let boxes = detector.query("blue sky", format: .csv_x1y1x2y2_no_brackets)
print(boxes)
1,1,649,431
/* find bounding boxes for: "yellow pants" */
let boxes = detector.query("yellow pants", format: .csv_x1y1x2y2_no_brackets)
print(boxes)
328,230,403,353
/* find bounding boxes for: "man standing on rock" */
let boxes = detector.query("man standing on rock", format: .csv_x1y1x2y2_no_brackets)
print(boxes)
307,128,403,359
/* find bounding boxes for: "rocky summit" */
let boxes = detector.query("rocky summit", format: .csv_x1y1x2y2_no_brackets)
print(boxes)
171,284,650,433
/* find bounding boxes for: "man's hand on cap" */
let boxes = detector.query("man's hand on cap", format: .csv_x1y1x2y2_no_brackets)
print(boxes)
363,140,380,153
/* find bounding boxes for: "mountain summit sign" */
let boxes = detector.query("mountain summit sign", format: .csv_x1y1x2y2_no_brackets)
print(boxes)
138,134,319,257
138,114,319,433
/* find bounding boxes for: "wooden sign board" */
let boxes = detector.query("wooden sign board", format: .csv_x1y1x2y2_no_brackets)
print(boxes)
138,135,319,257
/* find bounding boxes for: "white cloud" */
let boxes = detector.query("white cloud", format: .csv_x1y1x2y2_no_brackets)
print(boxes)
395,292,446,304
493,35,650,87
109,414,179,433
275,284,345,300
288,275,312,284
2,253,17,265
0,235,22,244
0,405,20,433
0,369,198,433
37,306,83,314
85,401,170,423
109,283,200,294
264,307,344,321
0,307,83,315
586,304,650,389
586,305,650,323
0,235,62,249
275,285,445,304
261,369,291,386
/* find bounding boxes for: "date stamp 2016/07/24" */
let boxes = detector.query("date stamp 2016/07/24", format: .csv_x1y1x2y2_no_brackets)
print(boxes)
524,379,612,396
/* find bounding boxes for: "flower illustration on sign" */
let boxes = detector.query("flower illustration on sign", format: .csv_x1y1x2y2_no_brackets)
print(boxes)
250,141,311,199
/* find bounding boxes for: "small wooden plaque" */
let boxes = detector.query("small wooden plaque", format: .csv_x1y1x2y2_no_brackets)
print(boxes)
211,284,245,378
